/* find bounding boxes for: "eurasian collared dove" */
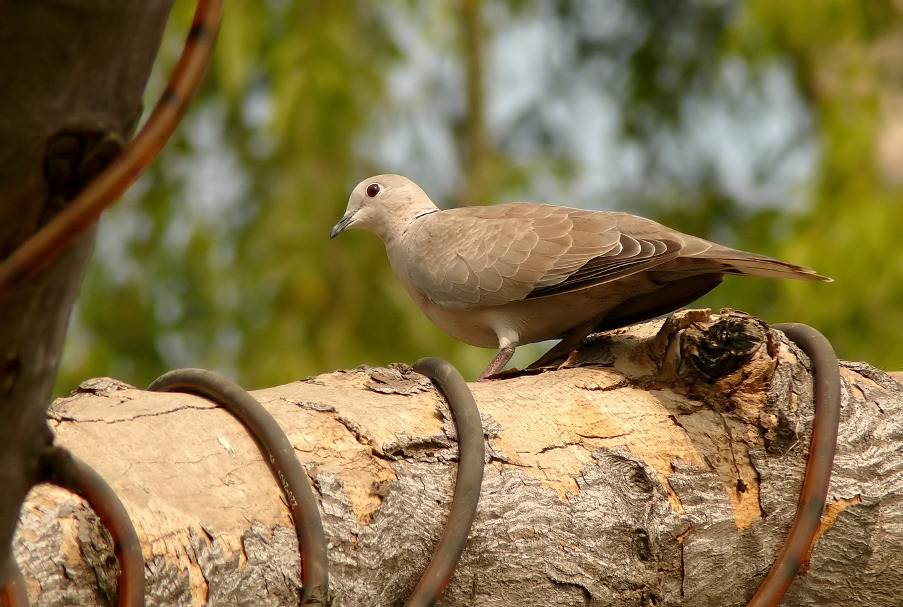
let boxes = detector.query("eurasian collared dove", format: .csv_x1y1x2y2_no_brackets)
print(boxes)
331,174,830,379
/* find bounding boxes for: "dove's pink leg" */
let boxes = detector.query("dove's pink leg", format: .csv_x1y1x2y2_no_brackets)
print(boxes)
479,345,517,380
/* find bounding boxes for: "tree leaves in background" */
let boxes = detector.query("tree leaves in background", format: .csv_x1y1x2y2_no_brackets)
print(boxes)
56,1,903,395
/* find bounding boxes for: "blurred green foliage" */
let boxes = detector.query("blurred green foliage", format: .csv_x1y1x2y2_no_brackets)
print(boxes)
55,1,903,394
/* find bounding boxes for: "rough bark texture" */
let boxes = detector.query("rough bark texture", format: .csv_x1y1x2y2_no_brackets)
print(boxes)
0,0,174,570
13,311,903,606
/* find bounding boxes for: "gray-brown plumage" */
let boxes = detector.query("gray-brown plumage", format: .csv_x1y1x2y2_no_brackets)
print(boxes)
331,174,830,379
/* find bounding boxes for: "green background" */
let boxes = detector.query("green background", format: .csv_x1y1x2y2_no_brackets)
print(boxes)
55,1,903,393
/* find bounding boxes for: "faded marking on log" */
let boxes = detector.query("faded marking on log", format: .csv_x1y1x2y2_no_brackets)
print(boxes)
576,312,781,529
662,408,762,529
813,495,862,548
457,369,707,508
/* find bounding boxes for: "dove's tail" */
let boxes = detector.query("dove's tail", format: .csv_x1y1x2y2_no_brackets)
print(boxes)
706,250,832,283
652,248,831,283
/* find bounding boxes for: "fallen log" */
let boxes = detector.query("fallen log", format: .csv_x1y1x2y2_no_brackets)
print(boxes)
13,310,903,606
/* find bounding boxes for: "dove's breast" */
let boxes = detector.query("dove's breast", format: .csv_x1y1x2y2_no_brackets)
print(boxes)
392,276,645,350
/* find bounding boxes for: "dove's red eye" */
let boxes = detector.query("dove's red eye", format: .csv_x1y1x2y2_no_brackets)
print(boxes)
366,183,381,197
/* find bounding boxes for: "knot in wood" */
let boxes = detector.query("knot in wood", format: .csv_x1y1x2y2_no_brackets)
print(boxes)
683,316,764,381
43,130,122,217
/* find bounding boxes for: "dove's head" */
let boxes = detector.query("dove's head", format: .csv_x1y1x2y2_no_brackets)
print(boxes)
330,174,439,242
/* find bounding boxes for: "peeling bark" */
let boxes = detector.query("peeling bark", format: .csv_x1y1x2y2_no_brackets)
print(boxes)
13,311,903,606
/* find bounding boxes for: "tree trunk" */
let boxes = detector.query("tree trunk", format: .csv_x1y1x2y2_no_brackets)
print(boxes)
0,0,174,571
13,311,903,606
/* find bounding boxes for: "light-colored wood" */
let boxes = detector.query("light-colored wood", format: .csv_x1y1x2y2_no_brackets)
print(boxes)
14,311,903,606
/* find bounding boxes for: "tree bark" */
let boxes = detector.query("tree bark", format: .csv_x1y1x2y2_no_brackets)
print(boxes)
13,311,903,606
0,0,174,572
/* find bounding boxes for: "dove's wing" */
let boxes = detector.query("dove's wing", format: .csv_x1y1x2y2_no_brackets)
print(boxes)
405,204,686,308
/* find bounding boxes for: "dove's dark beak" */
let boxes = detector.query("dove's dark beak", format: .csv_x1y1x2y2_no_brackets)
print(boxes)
330,214,354,239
